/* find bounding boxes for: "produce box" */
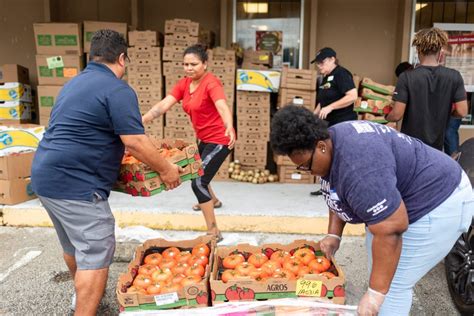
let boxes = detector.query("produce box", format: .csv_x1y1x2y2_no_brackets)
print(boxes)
0,124,45,156
360,113,388,124
0,151,35,180
164,34,198,48
278,165,315,184
0,83,32,102
163,46,185,61
360,78,394,96
210,240,345,305
278,88,316,111
117,235,216,312
207,48,235,63
33,23,82,55
236,69,281,93
128,30,157,47
165,19,199,37
280,67,317,91
0,101,32,122
0,64,29,84
36,55,83,85
0,177,36,204
360,88,392,103
128,46,161,62
243,50,273,66
83,21,127,53
354,97,392,115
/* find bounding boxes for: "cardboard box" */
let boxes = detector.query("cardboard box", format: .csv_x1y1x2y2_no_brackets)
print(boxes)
0,177,36,204
361,78,394,96
165,19,199,37
0,64,30,84
128,77,162,92
237,130,269,143
0,101,32,122
127,63,161,76
164,127,196,141
210,240,345,305
0,83,32,102
0,151,35,180
243,50,273,66
33,23,82,55
128,30,157,47
163,46,185,61
83,21,128,53
128,46,161,61
280,67,317,91
236,69,281,93
241,62,270,70
136,90,163,105
353,75,361,91
163,61,184,77
273,154,295,166
237,91,270,104
198,29,216,47
116,236,214,311
278,165,315,184
0,124,45,156
278,88,316,111
354,97,392,115
360,88,392,103
37,85,62,125
237,118,270,134
234,141,267,158
36,55,83,85
360,113,388,124
237,105,270,118
208,48,235,63
164,34,198,48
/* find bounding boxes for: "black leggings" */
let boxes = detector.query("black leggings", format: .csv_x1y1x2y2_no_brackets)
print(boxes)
191,141,231,204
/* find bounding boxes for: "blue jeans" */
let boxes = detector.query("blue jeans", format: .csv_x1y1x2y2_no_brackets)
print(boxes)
444,117,462,156
365,171,473,316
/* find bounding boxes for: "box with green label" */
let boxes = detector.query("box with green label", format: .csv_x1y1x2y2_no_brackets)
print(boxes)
0,101,32,122
83,21,128,53
37,85,63,125
36,55,83,85
34,23,82,55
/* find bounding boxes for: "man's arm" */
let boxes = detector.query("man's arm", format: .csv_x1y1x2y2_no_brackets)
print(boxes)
385,101,406,122
452,100,468,118
120,134,181,189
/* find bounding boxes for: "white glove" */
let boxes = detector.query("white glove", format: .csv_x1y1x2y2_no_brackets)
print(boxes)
357,287,386,316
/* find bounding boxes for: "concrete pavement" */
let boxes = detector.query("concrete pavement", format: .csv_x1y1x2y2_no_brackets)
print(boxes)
0,181,365,235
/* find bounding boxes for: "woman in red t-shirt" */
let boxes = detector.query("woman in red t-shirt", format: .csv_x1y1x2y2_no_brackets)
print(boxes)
143,44,235,242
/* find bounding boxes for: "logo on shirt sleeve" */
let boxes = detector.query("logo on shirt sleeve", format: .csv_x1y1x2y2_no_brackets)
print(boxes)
366,199,389,217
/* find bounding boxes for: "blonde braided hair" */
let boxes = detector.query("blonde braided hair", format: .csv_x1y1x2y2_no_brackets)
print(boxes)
412,27,448,56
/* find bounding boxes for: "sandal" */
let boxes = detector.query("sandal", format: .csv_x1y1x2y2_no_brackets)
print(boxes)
192,200,223,211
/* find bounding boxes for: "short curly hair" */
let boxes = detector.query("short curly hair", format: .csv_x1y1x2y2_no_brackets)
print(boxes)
270,105,329,156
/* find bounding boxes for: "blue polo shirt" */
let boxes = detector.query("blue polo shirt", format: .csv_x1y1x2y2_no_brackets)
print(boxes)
31,62,144,201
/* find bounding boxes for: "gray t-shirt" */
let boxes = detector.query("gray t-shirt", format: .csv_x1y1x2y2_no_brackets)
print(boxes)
321,121,462,225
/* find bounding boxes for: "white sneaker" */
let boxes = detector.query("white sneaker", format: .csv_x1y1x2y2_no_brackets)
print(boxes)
71,292,76,311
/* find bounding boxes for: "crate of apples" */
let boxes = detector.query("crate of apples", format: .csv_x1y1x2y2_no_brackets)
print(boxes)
116,235,216,311
210,240,345,305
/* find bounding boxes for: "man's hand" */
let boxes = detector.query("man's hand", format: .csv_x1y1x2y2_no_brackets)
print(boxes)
319,105,333,120
357,288,386,315
319,234,341,258
225,126,236,149
160,164,183,190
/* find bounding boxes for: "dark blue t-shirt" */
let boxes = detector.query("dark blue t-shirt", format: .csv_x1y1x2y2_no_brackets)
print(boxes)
321,121,462,225
31,62,144,201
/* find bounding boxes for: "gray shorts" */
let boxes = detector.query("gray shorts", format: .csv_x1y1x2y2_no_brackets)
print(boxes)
38,193,116,270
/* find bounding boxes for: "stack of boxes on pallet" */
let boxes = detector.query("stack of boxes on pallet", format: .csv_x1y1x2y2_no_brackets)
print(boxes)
207,48,237,180
354,78,394,123
278,66,318,111
34,23,84,127
127,30,164,138
0,64,32,123
235,91,270,170
242,50,273,70
163,19,199,141
83,21,128,64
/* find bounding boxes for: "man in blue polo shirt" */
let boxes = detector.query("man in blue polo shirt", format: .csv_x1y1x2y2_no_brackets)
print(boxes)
31,30,181,315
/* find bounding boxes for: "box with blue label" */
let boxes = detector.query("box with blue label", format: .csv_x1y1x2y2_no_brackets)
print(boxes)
236,69,281,93
0,101,32,121
0,124,45,156
0,83,32,102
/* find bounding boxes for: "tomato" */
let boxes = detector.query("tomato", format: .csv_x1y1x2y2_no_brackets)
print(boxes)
248,267,268,281
185,263,205,277
272,268,296,280
138,264,157,276
181,275,202,287
195,290,208,305
160,283,181,294
221,269,241,283
222,254,245,269
133,274,153,289
159,258,177,270
188,254,209,267
235,262,256,276
144,253,162,266
308,257,331,273
294,248,316,265
296,265,311,277
151,268,172,283
178,251,192,264
192,243,210,257
333,285,345,297
170,273,186,285
319,271,336,279
224,284,242,301
146,282,165,295
248,252,269,268
261,260,281,276
270,250,291,265
162,247,181,260
172,262,189,275
239,287,256,300
283,257,303,275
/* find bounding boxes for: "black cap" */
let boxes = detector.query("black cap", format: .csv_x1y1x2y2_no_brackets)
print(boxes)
310,47,336,64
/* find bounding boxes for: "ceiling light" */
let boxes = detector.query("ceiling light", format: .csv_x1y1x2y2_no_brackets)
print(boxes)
416,3,428,11
243,2,268,14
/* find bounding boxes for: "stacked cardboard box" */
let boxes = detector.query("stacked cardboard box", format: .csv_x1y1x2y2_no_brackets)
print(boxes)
214,156,230,181
355,77,394,123
242,49,273,70
163,19,199,141
273,155,316,184
0,64,33,123
198,29,216,48
83,21,128,54
127,30,164,138
33,23,84,126
0,151,36,204
235,91,270,169
207,47,236,111
278,66,317,111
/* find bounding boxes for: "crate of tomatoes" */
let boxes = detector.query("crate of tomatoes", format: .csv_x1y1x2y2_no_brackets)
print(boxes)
116,235,216,312
210,239,345,305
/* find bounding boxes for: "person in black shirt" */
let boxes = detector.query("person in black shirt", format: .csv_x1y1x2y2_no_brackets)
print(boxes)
387,27,468,151
309,47,357,196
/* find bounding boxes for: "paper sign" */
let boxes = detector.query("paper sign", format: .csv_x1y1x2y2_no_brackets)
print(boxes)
154,292,179,306
292,97,304,105
291,173,302,180
46,56,64,69
296,279,323,297
259,55,269,61
63,68,78,78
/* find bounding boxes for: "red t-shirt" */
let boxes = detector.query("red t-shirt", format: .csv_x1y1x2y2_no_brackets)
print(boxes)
170,73,232,145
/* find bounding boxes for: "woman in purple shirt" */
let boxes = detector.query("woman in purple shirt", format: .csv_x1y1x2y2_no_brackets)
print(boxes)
270,105,473,316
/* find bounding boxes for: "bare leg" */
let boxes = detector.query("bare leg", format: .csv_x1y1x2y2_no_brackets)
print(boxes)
63,253,77,280
199,200,219,235
74,268,109,316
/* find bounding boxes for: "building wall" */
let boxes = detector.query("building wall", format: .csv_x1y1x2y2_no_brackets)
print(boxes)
49,0,132,24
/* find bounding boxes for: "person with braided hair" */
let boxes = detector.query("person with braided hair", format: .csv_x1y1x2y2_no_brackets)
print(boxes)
386,27,468,151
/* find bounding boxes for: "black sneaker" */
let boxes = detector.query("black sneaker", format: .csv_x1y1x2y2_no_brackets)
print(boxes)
310,190,323,196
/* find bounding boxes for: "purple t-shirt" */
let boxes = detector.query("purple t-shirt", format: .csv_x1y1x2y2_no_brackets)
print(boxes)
321,121,462,225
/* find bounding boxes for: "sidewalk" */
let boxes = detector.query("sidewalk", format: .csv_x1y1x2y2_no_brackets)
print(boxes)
0,181,365,235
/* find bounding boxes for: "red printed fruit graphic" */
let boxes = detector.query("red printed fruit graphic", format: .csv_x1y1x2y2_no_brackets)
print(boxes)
211,289,216,301
321,284,328,297
333,285,345,297
383,106,392,115
239,287,255,300
195,291,208,305
225,285,242,301
140,188,150,197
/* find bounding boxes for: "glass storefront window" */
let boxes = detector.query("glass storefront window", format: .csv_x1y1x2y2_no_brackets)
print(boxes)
234,0,303,68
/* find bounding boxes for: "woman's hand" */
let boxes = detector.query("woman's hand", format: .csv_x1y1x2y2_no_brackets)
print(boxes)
319,234,341,258
357,288,386,315
319,105,333,120
142,112,154,125
225,126,236,149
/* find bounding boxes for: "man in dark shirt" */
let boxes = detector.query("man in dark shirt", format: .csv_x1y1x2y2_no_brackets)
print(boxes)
387,27,468,150
31,30,182,314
